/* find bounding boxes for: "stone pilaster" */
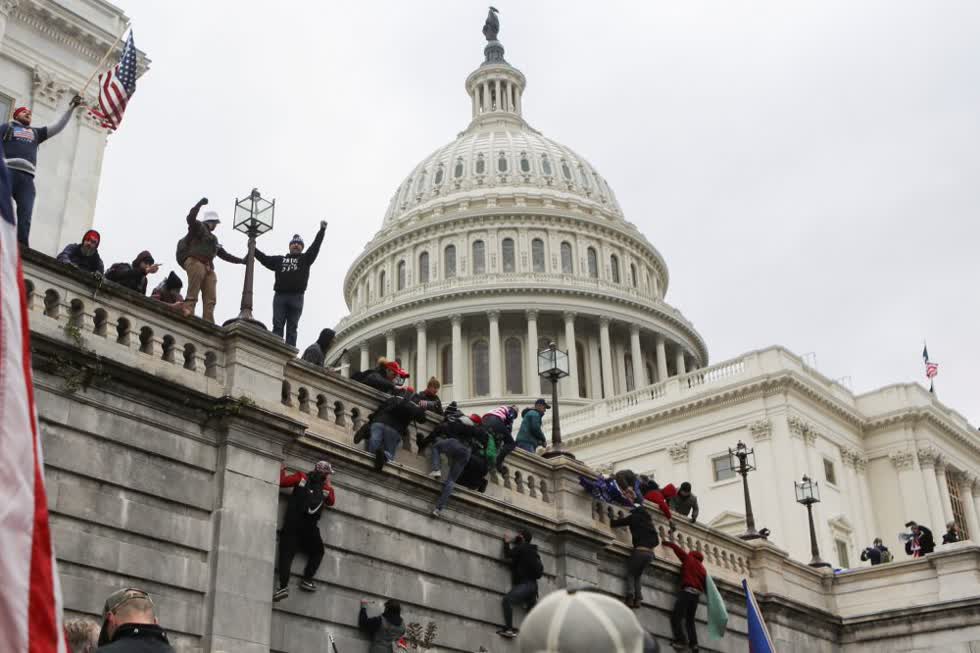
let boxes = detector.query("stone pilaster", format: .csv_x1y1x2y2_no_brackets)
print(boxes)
487,311,501,396
415,321,428,386
917,446,948,530
564,312,579,397
629,324,645,388
526,310,540,397
450,314,464,399
598,317,613,398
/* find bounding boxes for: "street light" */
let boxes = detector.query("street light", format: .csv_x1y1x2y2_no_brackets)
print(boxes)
729,441,761,540
795,475,831,568
226,188,275,328
537,341,573,459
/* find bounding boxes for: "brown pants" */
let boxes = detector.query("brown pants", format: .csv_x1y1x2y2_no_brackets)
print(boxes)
182,257,217,323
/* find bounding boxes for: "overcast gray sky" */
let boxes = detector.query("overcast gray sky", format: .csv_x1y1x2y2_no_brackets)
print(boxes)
93,1,979,425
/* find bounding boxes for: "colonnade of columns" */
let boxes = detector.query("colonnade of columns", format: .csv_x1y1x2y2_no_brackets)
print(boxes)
917,447,980,541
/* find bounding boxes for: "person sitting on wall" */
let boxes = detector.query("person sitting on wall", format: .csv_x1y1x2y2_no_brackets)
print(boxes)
358,598,406,653
497,528,545,639
95,588,175,651
105,250,159,294
483,404,518,473
860,537,892,565
903,521,935,558
668,482,700,523
301,328,336,366
366,387,427,471
274,460,336,602
610,503,658,609
150,271,192,316
515,399,549,453
57,229,104,275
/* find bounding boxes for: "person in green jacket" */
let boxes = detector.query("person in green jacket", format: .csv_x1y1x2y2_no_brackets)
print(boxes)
515,399,549,452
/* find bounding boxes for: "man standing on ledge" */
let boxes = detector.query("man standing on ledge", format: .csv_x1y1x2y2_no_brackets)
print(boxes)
0,95,84,246
175,197,245,323
255,220,327,346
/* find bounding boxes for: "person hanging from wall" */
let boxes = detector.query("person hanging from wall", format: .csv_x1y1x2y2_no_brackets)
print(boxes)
57,229,104,275
610,502,658,609
641,477,678,529
1,95,84,247
663,529,706,652
253,221,327,347
301,328,336,366
274,460,336,602
482,404,518,473
105,250,159,294
353,358,408,395
175,197,245,323
429,413,488,517
150,271,192,316
366,388,427,471
497,527,545,639
515,399,549,453
358,598,406,653
580,469,639,508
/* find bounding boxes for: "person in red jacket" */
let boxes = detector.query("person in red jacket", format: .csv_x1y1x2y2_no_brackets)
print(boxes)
663,530,706,652
642,478,678,528
275,460,336,601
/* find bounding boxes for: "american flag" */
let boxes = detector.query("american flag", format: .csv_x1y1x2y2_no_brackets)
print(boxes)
923,344,938,393
0,154,66,647
91,31,138,130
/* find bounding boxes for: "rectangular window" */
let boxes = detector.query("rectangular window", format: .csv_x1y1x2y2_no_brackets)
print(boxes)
712,454,735,482
0,94,11,122
835,539,850,568
824,459,837,486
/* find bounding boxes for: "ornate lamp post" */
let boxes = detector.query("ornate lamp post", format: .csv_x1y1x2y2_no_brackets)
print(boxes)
226,188,274,328
537,341,573,459
795,475,831,568
730,441,761,540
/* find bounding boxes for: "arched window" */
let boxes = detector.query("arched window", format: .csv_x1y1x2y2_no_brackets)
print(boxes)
505,337,524,394
538,337,554,396
497,152,508,173
610,255,620,283
561,160,572,181
630,263,638,288
624,353,635,392
416,170,427,193
440,344,453,385
502,238,516,273
472,341,490,396
560,242,574,274
434,164,444,186
541,154,553,176
531,238,545,273
397,260,406,290
476,153,486,175
454,157,464,179
472,240,486,274
520,152,531,173
378,270,386,297
418,252,430,284
576,341,588,398
579,164,591,189
587,247,598,279
444,244,456,278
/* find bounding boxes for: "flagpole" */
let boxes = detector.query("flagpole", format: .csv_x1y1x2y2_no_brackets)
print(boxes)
80,24,130,98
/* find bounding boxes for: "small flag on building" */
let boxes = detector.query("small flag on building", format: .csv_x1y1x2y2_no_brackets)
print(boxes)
706,575,729,639
0,155,66,648
922,344,938,393
91,30,138,131
743,579,776,653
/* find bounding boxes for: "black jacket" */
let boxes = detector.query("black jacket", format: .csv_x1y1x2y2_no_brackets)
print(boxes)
254,226,325,294
905,526,936,555
611,507,659,549
98,624,175,652
372,395,426,436
410,390,443,414
860,546,888,565
505,540,540,585
56,243,104,274
360,369,397,394
106,251,155,294
943,530,960,545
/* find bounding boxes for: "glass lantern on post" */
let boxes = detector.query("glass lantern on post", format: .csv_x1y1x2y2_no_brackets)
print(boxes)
795,475,831,568
537,342,572,458
226,188,275,328
729,441,761,540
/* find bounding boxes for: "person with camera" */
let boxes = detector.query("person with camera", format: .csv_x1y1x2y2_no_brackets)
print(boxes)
859,537,892,565
274,460,336,601
497,527,544,639
903,521,935,558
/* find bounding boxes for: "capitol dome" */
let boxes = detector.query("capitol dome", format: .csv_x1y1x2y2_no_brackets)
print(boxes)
330,24,707,413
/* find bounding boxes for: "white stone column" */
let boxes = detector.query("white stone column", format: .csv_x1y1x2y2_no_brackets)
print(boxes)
936,460,955,526
451,314,464,399
629,325,645,387
855,456,879,542
564,312,579,398
385,330,396,360
471,87,478,116
889,450,932,526
675,346,687,376
495,79,501,111
483,81,490,112
415,321,427,386
359,342,370,372
614,341,627,395
972,480,980,541
488,310,502,397
842,448,872,548
340,351,350,378
917,448,948,530
958,473,980,541
0,1,18,53
526,310,540,397
598,317,614,399
655,334,668,382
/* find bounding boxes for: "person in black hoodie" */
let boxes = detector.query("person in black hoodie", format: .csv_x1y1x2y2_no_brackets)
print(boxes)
106,250,159,294
95,588,175,652
611,505,659,608
301,328,336,367
497,527,543,639
904,521,936,558
254,221,327,346
57,229,104,275
274,460,337,601
358,598,406,653
367,390,427,471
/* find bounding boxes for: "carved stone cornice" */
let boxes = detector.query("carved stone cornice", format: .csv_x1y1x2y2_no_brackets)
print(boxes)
525,309,538,321
563,311,577,323
749,419,772,441
413,320,426,331
12,3,140,65
449,313,463,326
853,455,868,474
0,0,19,18
668,442,688,463
787,415,818,446
486,310,500,321
916,445,941,469
889,450,915,471
31,67,69,109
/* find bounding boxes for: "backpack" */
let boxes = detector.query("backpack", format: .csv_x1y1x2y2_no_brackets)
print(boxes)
105,262,131,280
483,433,498,465
880,549,893,564
528,549,545,580
175,234,191,266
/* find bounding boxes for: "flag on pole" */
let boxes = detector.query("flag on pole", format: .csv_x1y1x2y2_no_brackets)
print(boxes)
90,30,138,131
0,156,66,650
922,344,938,393
743,579,776,653
705,575,729,639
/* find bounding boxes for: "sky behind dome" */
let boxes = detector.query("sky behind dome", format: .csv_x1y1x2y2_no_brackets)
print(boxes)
93,1,980,425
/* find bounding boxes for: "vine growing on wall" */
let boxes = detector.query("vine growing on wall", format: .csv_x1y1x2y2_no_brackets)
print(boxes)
204,395,256,422
405,621,438,651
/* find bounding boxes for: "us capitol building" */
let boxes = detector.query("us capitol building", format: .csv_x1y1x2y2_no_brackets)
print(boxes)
329,17,980,570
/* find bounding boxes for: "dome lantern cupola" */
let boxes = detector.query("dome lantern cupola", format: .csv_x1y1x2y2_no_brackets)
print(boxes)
466,7,526,127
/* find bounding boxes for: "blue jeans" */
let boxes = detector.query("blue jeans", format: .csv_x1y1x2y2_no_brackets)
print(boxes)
516,441,537,453
272,292,305,346
368,422,402,462
10,170,36,247
431,438,471,510
503,581,538,629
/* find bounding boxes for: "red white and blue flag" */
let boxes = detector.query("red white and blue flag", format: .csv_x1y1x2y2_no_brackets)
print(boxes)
923,344,938,393
0,156,66,649
91,30,138,131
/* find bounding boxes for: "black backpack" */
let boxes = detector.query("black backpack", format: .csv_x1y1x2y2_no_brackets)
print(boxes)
528,549,544,580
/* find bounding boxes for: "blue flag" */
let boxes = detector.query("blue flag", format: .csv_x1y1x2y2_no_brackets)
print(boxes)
743,579,776,652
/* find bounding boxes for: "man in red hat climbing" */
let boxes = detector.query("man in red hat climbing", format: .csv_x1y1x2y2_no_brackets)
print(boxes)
1,95,84,246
